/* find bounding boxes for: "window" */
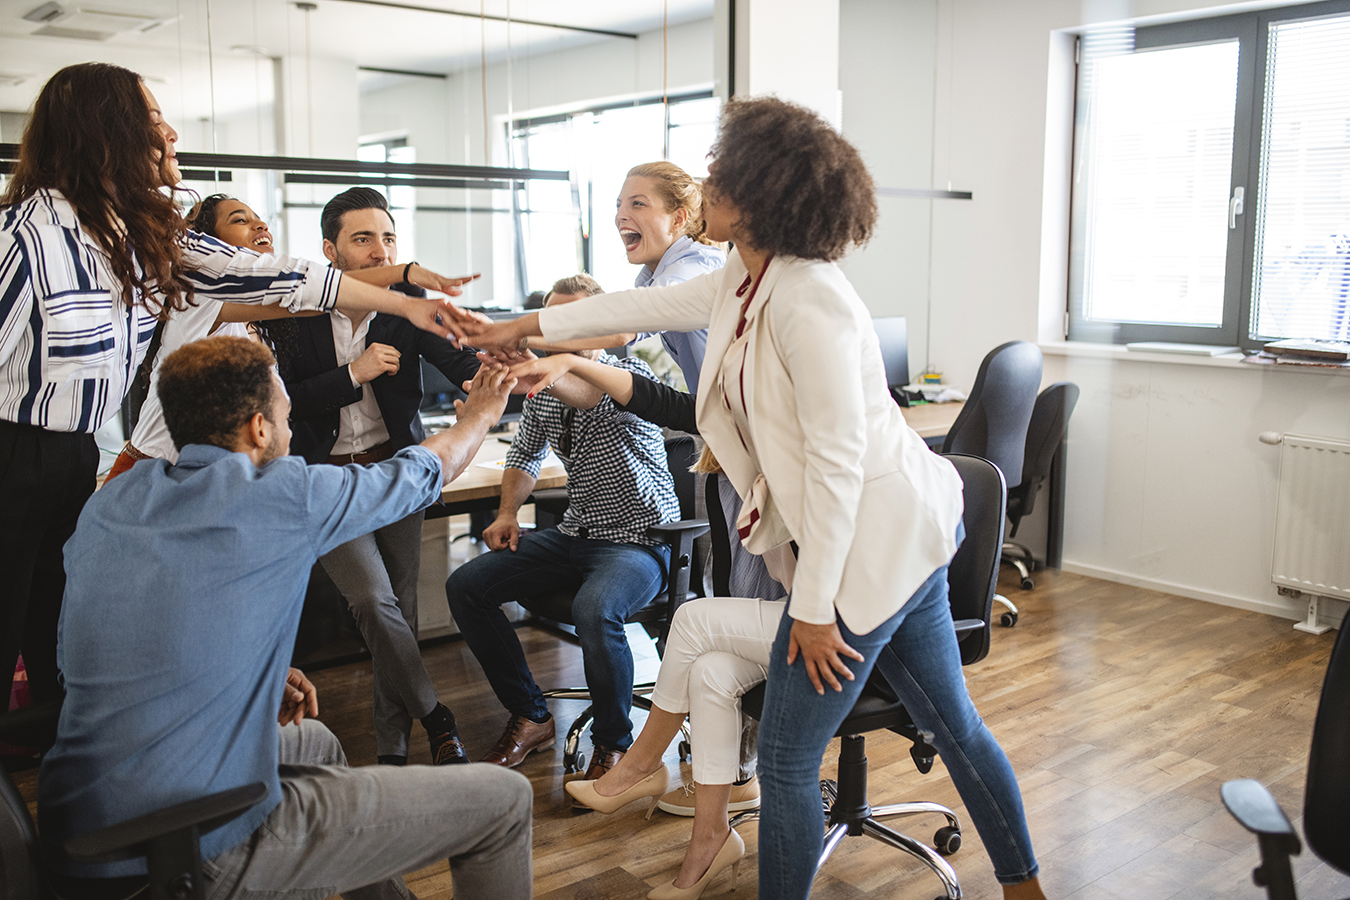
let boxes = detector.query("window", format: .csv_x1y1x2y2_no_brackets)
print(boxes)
358,136,417,263
510,92,720,300
1068,1,1350,348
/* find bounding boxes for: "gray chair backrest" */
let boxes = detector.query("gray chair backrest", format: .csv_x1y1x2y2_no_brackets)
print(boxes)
942,341,1043,486
942,454,1007,666
1018,382,1079,490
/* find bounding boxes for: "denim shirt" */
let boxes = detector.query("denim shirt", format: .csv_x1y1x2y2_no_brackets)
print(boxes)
631,236,725,392
39,443,442,877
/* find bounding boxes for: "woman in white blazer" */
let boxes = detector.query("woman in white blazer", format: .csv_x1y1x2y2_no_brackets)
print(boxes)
467,97,1044,900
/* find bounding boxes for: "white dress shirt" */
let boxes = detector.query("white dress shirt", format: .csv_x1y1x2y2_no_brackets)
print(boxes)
329,308,390,456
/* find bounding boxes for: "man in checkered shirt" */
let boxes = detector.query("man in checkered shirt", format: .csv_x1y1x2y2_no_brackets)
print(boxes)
447,274,679,785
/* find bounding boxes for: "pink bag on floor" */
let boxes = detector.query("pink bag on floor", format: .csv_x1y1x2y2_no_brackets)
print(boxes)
0,657,38,757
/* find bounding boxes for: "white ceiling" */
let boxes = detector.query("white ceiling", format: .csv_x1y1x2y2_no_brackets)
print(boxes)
0,0,714,126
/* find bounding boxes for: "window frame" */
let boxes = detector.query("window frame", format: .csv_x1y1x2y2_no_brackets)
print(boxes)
1067,0,1350,349
508,89,717,302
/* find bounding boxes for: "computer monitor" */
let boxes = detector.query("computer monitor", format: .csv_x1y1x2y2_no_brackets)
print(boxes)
872,316,909,390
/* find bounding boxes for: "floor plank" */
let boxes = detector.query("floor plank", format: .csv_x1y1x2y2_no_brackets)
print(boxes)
9,568,1348,899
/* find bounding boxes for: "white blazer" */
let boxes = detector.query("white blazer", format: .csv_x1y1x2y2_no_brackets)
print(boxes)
540,249,963,635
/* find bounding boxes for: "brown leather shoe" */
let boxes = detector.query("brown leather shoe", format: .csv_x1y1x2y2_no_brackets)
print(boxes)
572,745,625,809
480,715,556,768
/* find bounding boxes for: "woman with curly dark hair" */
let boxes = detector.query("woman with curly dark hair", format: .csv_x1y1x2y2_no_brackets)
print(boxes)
467,96,1044,900
0,64,479,717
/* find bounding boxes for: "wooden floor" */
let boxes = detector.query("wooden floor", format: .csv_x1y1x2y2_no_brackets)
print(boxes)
11,569,1349,899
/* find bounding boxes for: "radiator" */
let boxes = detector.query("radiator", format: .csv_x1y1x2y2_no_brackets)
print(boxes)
1264,431,1350,633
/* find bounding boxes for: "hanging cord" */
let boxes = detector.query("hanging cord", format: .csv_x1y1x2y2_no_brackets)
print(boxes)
302,2,316,155
205,0,219,165
482,0,490,164
662,0,670,159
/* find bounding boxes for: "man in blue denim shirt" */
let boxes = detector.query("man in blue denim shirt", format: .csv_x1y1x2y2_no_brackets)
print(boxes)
40,336,531,900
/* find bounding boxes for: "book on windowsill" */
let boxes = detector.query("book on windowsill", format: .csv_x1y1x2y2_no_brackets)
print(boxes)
1262,338,1350,362
1245,350,1350,369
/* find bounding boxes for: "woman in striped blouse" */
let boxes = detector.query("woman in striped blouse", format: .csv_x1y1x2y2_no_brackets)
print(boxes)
0,63,479,718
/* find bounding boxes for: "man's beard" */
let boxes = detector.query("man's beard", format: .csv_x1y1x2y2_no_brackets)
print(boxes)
332,250,388,272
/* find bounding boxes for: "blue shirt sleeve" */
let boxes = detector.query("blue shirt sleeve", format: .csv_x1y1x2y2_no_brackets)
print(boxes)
302,445,443,556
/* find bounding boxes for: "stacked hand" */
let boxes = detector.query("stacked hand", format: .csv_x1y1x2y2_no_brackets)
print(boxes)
454,359,517,425
472,350,575,397
405,297,494,344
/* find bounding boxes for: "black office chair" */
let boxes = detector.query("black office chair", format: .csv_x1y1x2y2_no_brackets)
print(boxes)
0,706,266,900
1222,619,1350,900
519,435,709,773
942,340,1042,627
1001,382,1079,596
731,453,1007,900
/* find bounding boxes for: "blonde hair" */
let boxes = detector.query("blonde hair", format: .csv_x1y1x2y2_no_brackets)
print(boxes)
625,161,715,246
692,442,722,474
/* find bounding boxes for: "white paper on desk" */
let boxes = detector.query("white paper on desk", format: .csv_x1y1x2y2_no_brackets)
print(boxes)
476,451,562,471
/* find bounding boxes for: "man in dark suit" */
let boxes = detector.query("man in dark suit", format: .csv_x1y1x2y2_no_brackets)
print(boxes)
285,187,482,766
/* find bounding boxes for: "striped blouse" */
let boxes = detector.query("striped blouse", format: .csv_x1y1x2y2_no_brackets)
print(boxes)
0,189,342,433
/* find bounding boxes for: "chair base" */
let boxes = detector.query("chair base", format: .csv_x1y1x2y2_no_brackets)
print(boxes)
540,683,693,773
729,734,964,899
1001,541,1038,591
993,594,1019,628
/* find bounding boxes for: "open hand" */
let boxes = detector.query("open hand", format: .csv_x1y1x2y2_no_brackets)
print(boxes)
351,342,400,383
410,267,481,297
278,667,319,725
786,619,865,695
505,353,577,398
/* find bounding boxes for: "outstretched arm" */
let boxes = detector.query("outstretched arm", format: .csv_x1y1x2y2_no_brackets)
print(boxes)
503,352,637,405
419,363,516,486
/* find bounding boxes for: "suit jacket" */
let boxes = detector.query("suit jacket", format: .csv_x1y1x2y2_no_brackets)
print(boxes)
286,309,481,464
539,250,965,636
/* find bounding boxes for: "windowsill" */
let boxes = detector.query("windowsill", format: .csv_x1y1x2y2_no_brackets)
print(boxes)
1039,341,1350,377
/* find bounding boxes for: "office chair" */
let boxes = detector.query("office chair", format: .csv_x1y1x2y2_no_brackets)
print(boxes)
519,435,709,773
1001,382,1079,596
1222,619,1350,900
941,340,1042,627
0,706,266,900
731,453,1007,900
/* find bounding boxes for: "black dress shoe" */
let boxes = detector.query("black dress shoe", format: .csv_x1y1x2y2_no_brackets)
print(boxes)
430,730,469,765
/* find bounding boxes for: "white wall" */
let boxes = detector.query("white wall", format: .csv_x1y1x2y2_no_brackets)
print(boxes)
838,0,1350,623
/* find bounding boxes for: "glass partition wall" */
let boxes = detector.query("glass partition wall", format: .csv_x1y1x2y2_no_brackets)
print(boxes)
0,0,717,308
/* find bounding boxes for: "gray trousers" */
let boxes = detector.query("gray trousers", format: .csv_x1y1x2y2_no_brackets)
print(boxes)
203,720,533,900
320,509,439,757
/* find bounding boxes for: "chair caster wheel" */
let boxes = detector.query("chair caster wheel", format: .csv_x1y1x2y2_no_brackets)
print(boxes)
934,825,962,856
566,751,585,774
1020,577,1035,590
1001,611,1018,627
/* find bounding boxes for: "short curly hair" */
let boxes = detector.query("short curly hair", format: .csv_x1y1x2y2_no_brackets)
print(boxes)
158,336,278,451
708,97,876,261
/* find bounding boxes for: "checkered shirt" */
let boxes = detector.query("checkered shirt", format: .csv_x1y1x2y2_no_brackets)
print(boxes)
505,352,679,546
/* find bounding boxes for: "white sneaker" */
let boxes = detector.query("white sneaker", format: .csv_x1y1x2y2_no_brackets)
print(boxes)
656,776,761,817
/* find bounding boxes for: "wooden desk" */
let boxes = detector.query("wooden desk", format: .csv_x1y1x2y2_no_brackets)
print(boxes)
900,400,963,439
433,439,567,517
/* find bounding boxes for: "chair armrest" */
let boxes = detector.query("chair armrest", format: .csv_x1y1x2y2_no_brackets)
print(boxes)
67,782,269,863
647,518,711,542
951,618,985,636
1221,780,1300,846
527,488,570,519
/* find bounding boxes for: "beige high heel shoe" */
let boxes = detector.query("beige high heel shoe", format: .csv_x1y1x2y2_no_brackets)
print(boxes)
564,767,669,819
647,827,745,900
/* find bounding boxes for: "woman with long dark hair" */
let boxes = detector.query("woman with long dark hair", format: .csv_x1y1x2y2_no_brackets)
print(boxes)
0,63,478,713
464,97,1046,900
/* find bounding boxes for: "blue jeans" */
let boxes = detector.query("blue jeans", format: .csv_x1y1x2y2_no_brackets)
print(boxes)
756,548,1038,897
445,527,668,750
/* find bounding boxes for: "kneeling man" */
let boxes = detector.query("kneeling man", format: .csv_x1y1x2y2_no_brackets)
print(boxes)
39,336,529,900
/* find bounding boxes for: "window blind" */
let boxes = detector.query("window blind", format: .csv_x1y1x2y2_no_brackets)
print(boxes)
1250,12,1350,342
